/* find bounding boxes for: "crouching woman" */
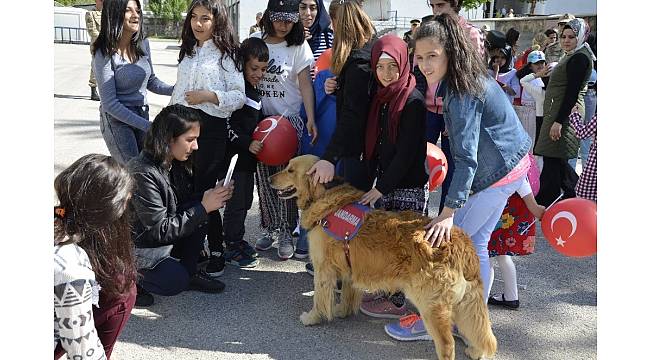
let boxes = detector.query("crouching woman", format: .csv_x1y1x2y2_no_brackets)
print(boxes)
127,104,233,305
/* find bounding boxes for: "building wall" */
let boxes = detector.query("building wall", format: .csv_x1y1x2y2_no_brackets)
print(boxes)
228,0,266,41
492,0,596,16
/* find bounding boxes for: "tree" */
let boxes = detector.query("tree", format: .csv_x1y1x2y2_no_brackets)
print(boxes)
56,0,92,6
518,0,547,15
462,0,490,10
148,0,191,22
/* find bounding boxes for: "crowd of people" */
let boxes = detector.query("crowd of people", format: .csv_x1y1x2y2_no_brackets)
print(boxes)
57,0,597,358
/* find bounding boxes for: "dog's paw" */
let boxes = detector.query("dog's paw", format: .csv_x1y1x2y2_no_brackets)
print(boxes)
465,347,489,360
334,304,351,319
300,311,322,326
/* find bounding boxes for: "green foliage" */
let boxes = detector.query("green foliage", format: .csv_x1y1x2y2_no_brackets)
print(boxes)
148,0,191,22
56,0,93,6
462,0,490,10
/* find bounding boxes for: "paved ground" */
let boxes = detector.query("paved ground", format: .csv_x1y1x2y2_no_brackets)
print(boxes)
54,40,596,360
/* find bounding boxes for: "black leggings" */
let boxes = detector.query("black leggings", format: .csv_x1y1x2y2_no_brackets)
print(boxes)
193,110,228,255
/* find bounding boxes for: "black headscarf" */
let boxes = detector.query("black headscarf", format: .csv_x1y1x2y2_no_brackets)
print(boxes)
306,0,332,53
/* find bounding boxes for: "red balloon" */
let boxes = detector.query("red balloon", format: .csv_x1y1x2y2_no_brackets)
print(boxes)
314,48,332,75
425,142,448,190
252,116,298,166
541,198,597,257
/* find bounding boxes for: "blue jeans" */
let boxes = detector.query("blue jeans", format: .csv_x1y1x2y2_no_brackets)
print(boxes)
138,202,207,296
99,105,149,165
454,176,525,302
425,111,455,214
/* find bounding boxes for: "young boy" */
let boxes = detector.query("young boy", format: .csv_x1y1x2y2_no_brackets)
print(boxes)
222,38,269,268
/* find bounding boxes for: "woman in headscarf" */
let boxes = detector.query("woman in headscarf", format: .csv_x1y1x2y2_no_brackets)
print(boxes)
534,18,595,207
357,34,428,319
299,0,334,78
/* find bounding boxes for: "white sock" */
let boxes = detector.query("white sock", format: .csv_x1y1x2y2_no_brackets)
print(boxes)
496,255,518,301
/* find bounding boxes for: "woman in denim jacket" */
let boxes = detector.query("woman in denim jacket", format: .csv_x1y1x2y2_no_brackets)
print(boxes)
383,14,533,341
415,13,532,299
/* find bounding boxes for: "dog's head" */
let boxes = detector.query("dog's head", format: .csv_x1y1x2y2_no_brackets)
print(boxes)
269,155,328,209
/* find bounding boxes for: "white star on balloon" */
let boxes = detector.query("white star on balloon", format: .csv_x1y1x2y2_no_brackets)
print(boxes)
556,236,566,247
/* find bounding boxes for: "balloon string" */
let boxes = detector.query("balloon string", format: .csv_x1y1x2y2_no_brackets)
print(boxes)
260,109,289,144
520,192,564,235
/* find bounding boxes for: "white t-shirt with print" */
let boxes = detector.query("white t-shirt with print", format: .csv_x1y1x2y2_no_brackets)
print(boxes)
251,32,314,116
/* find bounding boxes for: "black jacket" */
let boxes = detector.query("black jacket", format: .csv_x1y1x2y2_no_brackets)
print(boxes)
127,152,208,249
322,38,377,164
226,81,262,173
369,89,428,195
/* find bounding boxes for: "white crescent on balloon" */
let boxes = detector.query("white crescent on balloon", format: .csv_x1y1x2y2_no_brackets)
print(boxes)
256,118,279,143
430,165,445,178
551,211,578,238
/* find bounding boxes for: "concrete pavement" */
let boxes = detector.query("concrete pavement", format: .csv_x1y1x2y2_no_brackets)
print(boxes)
54,40,596,360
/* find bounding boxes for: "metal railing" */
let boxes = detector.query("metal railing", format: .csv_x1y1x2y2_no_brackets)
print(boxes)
54,27,90,44
373,16,412,36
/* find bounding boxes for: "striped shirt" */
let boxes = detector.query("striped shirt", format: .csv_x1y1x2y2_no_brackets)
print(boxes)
309,31,334,79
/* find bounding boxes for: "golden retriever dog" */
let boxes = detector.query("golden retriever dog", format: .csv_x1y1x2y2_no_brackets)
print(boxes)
270,155,497,360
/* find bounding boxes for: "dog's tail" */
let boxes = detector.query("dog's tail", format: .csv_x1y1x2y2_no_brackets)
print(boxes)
454,278,498,359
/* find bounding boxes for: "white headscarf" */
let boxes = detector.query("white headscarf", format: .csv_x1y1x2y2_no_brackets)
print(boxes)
564,18,596,61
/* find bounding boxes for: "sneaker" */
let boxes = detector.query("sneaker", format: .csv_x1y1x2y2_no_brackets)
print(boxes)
384,314,468,345
294,248,309,259
362,291,382,303
205,252,225,277
135,285,154,307
488,293,520,310
360,296,409,319
384,314,432,341
255,231,276,251
292,222,300,237
277,232,294,260
305,262,314,276
189,270,225,293
239,241,258,258
225,247,259,268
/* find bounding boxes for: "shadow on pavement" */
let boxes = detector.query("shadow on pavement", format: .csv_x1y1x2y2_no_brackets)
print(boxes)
55,94,95,101
54,119,102,140
118,265,459,359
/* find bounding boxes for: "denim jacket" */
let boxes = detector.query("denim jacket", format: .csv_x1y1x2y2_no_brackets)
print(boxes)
441,76,531,209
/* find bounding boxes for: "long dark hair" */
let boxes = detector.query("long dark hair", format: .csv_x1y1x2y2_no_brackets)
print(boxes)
505,27,520,47
260,10,305,46
179,0,240,70
144,104,202,170
414,13,487,97
54,154,137,299
91,0,145,59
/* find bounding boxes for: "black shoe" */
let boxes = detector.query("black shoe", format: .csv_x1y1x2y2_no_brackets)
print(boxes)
90,87,100,101
488,293,520,309
135,285,154,307
189,270,226,293
305,262,314,276
205,252,225,277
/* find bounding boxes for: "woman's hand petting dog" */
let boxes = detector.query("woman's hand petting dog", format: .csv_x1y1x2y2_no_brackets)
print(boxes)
307,160,335,185
359,188,383,207
426,207,456,247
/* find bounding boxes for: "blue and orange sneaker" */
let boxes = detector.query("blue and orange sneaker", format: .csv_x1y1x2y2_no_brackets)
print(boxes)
384,314,468,345
384,314,432,341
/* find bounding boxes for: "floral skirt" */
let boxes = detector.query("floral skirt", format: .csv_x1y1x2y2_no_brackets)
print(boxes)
488,194,536,256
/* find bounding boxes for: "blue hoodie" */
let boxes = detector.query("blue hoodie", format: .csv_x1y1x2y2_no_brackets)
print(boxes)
300,68,337,157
